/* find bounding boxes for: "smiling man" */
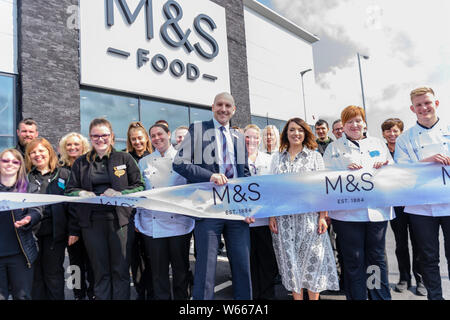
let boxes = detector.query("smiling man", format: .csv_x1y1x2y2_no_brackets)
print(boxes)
315,119,334,156
15,118,39,157
173,92,253,300
395,86,450,300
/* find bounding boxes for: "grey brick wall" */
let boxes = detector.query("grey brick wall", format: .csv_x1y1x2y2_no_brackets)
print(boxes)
18,0,80,146
17,0,251,144
211,0,251,129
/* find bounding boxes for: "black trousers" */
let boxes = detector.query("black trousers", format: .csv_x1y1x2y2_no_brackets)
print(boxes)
332,220,391,300
32,235,66,300
249,226,278,300
390,206,422,284
328,222,345,289
128,228,153,300
408,214,450,300
67,235,95,299
142,233,191,300
82,219,130,300
0,254,34,300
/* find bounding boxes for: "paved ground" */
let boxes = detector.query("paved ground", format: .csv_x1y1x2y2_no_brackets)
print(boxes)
61,224,450,301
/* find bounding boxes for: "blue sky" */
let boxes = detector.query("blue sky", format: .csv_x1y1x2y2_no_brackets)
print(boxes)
254,0,450,139
256,0,272,7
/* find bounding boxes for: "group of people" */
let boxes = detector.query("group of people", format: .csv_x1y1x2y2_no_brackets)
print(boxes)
0,86,449,301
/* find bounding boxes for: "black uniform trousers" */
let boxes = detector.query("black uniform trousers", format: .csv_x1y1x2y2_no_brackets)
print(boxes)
32,235,66,300
408,214,450,300
0,254,34,300
82,218,130,300
67,235,95,300
128,227,153,300
249,226,278,300
328,223,345,289
390,206,423,284
142,233,191,300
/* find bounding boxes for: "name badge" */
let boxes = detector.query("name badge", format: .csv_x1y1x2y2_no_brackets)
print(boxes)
114,164,126,178
57,178,66,190
369,150,380,158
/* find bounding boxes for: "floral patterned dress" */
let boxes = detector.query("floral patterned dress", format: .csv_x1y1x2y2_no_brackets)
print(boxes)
270,148,339,293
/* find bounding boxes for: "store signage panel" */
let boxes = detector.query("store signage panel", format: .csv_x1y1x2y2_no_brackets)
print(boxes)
0,0,16,74
80,0,230,106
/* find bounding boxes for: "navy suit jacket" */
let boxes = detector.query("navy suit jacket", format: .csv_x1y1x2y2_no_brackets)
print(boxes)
173,119,250,184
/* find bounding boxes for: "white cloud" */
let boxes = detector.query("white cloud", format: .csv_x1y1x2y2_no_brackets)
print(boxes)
271,0,450,138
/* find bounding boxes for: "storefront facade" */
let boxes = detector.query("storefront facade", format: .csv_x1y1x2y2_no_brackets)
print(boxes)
1,0,318,150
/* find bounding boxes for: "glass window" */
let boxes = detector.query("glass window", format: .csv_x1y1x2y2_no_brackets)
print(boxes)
251,115,269,131
270,118,287,133
190,106,212,124
140,99,189,133
251,115,286,133
80,90,139,151
0,75,15,150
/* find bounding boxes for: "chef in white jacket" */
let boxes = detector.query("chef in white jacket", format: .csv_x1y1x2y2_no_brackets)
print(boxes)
322,105,394,300
394,86,450,300
135,123,194,300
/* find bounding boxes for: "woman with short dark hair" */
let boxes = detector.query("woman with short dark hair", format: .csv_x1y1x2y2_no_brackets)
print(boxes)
135,123,194,300
381,117,425,295
323,106,394,300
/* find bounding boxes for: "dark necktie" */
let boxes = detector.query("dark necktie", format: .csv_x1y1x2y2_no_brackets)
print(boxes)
249,163,257,175
219,126,234,179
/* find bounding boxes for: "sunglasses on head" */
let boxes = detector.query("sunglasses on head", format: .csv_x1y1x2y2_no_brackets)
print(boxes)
1,159,21,165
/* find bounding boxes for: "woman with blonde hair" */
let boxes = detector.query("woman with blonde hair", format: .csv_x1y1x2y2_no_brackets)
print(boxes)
59,132,90,168
58,132,94,300
244,124,279,300
261,125,280,155
126,121,152,162
25,137,71,300
0,148,41,300
126,121,153,300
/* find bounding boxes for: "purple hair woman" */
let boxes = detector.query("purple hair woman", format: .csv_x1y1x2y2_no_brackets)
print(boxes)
0,148,42,300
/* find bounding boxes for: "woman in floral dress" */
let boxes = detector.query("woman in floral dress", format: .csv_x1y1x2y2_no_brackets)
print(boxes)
269,117,339,300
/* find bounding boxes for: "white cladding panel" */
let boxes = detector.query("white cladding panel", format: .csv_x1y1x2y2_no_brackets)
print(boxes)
80,0,230,106
244,6,316,123
0,0,17,74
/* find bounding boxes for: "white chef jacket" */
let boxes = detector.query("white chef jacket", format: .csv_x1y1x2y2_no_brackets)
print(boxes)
134,145,195,238
395,119,450,217
323,133,395,222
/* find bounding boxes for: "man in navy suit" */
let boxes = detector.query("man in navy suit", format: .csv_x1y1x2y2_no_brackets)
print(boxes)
173,92,254,300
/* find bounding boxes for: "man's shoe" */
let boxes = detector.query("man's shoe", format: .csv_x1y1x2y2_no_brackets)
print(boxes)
394,280,409,293
416,282,427,296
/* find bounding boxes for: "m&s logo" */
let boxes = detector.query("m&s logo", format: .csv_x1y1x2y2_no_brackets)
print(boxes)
106,0,219,61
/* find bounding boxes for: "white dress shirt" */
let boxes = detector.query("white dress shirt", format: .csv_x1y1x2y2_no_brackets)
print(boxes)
212,118,238,178
248,151,272,227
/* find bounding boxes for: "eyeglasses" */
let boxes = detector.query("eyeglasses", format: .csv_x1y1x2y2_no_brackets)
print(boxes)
1,159,21,165
90,133,111,141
